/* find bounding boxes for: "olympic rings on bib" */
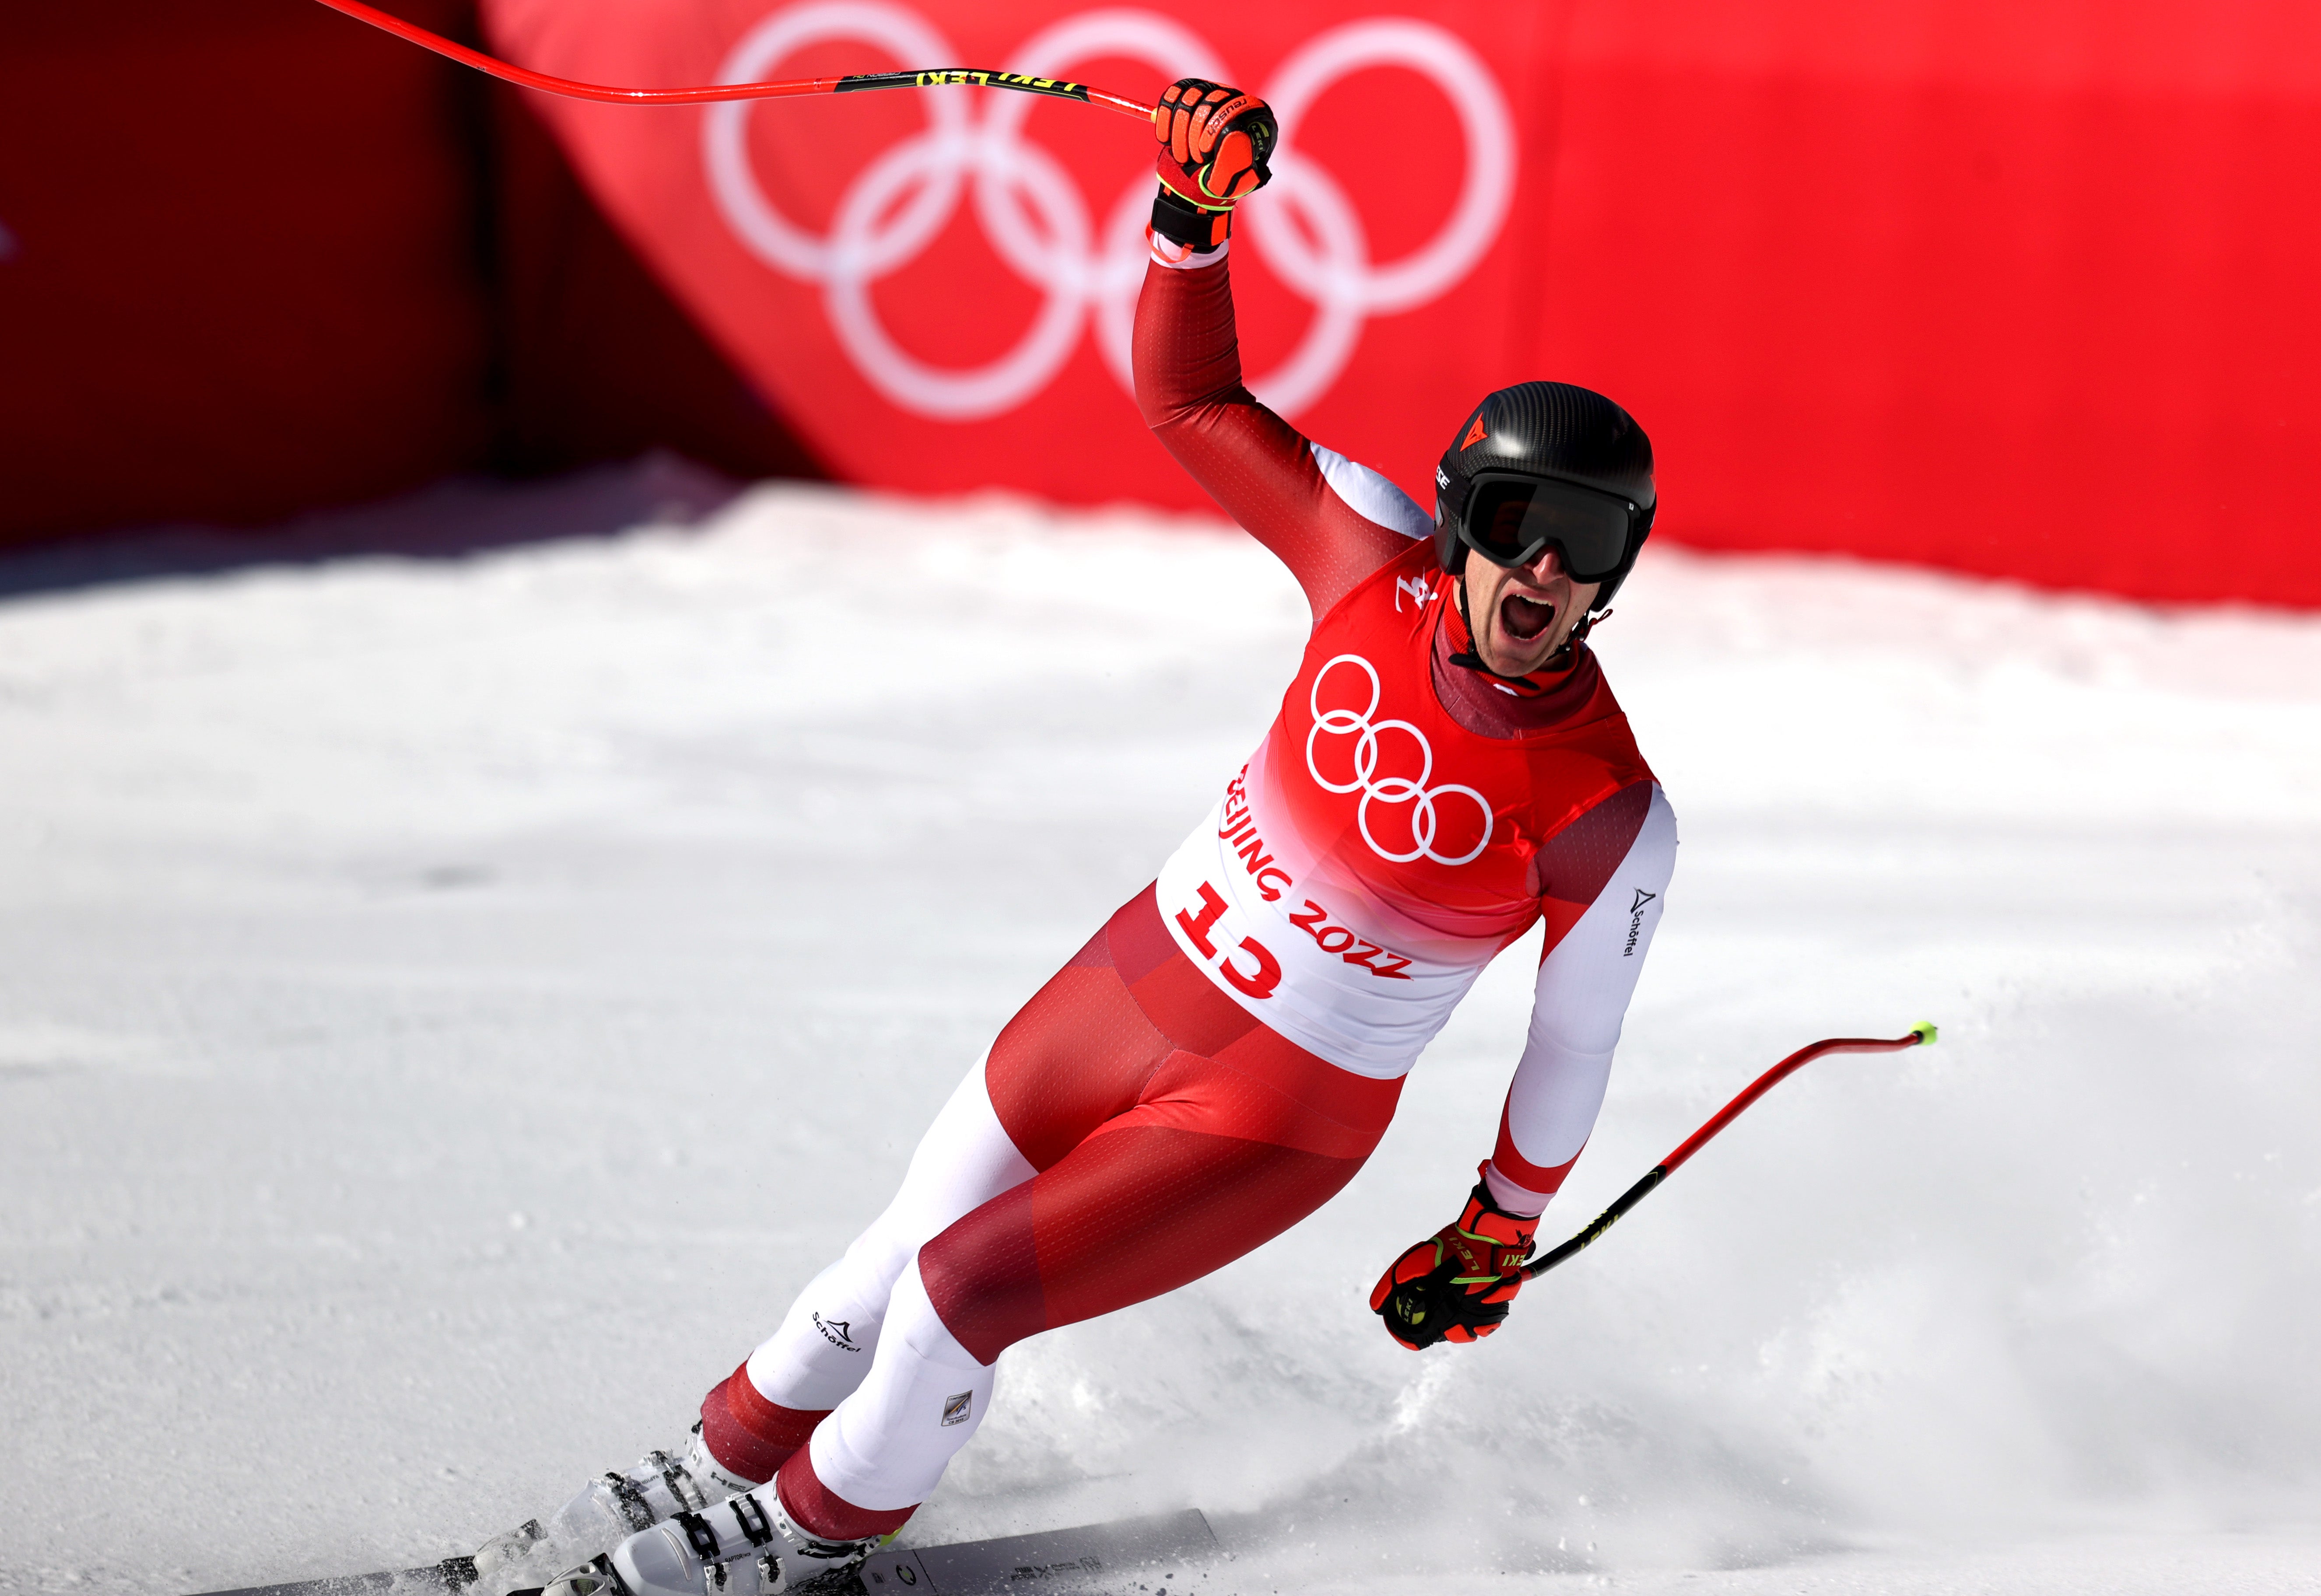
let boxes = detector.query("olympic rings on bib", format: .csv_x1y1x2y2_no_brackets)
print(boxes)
702,3,1516,420
1306,655,1494,868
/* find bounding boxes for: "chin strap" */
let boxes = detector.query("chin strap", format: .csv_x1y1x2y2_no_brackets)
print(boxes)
1450,572,1602,679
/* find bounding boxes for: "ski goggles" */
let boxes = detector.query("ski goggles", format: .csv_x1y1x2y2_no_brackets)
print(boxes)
1449,472,1641,582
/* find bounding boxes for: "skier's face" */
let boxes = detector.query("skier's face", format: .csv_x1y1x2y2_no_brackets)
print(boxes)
1462,504,1602,676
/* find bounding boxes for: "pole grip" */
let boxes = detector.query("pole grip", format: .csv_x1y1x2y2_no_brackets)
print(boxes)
1521,1166,1665,1279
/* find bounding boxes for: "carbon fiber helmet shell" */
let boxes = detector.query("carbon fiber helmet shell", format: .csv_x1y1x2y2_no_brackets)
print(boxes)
1432,382,1656,607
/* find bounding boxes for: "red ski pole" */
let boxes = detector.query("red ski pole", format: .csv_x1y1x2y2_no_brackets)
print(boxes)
310,0,1157,119
1521,1023,1938,1280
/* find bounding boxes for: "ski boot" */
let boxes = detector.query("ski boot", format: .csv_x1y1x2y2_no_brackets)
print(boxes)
456,1425,751,1594
532,1485,883,1596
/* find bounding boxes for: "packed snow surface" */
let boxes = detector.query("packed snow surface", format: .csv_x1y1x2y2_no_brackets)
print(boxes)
3,462,2318,1594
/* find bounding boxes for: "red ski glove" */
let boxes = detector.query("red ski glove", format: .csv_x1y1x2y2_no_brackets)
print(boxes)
1149,77,1277,255
1370,1169,1536,1349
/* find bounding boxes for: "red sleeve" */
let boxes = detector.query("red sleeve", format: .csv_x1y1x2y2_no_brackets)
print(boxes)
1132,256,1415,620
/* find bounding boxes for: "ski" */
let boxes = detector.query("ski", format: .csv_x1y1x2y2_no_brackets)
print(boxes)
192,1564,465,1596
190,1568,460,1596
858,1509,1218,1595
189,1508,1221,1596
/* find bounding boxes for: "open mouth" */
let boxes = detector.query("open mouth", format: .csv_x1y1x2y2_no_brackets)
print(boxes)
1500,592,1557,643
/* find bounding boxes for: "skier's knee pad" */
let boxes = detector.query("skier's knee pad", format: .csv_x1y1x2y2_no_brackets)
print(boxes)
913,1183,1045,1365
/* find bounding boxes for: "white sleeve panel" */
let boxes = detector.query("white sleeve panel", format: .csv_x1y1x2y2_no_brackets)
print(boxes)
1148,235,1229,271
1308,441,1433,539
1501,784,1679,1176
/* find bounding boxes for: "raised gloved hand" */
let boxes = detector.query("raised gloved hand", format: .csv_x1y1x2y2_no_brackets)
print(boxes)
1370,1168,1536,1349
1149,77,1278,256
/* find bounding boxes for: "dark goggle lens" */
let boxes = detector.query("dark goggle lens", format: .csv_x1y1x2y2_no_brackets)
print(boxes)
1464,479,1631,581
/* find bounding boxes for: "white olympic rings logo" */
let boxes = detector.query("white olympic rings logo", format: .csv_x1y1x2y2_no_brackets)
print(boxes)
703,3,1516,420
1305,654,1493,867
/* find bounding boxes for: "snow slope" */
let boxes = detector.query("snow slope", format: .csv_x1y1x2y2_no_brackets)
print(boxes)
3,463,2317,1594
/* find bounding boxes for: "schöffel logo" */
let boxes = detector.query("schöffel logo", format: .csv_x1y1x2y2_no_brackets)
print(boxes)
813,1312,860,1351
1623,888,1656,957
941,1391,973,1427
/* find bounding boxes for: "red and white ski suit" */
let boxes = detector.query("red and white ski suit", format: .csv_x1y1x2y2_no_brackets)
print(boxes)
694,243,1677,1542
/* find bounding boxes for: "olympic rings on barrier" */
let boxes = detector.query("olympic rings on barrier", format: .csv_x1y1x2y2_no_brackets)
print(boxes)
1306,655,1494,868
703,3,1515,421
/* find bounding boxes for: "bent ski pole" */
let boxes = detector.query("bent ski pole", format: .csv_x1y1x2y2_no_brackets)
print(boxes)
1521,1023,1937,1281
311,0,1157,119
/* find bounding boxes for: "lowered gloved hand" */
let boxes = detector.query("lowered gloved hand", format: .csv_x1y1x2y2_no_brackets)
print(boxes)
1370,1167,1536,1348
1149,77,1277,256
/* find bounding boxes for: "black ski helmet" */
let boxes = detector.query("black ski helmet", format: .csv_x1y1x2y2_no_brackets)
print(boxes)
1432,381,1656,609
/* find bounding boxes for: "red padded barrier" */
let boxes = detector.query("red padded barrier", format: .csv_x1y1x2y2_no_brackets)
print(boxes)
0,2,494,540
484,81,827,480
0,2,820,546
1539,2,2321,606
478,0,2321,606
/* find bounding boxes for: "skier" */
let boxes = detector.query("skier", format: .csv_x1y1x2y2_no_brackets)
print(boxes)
494,78,1676,1596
